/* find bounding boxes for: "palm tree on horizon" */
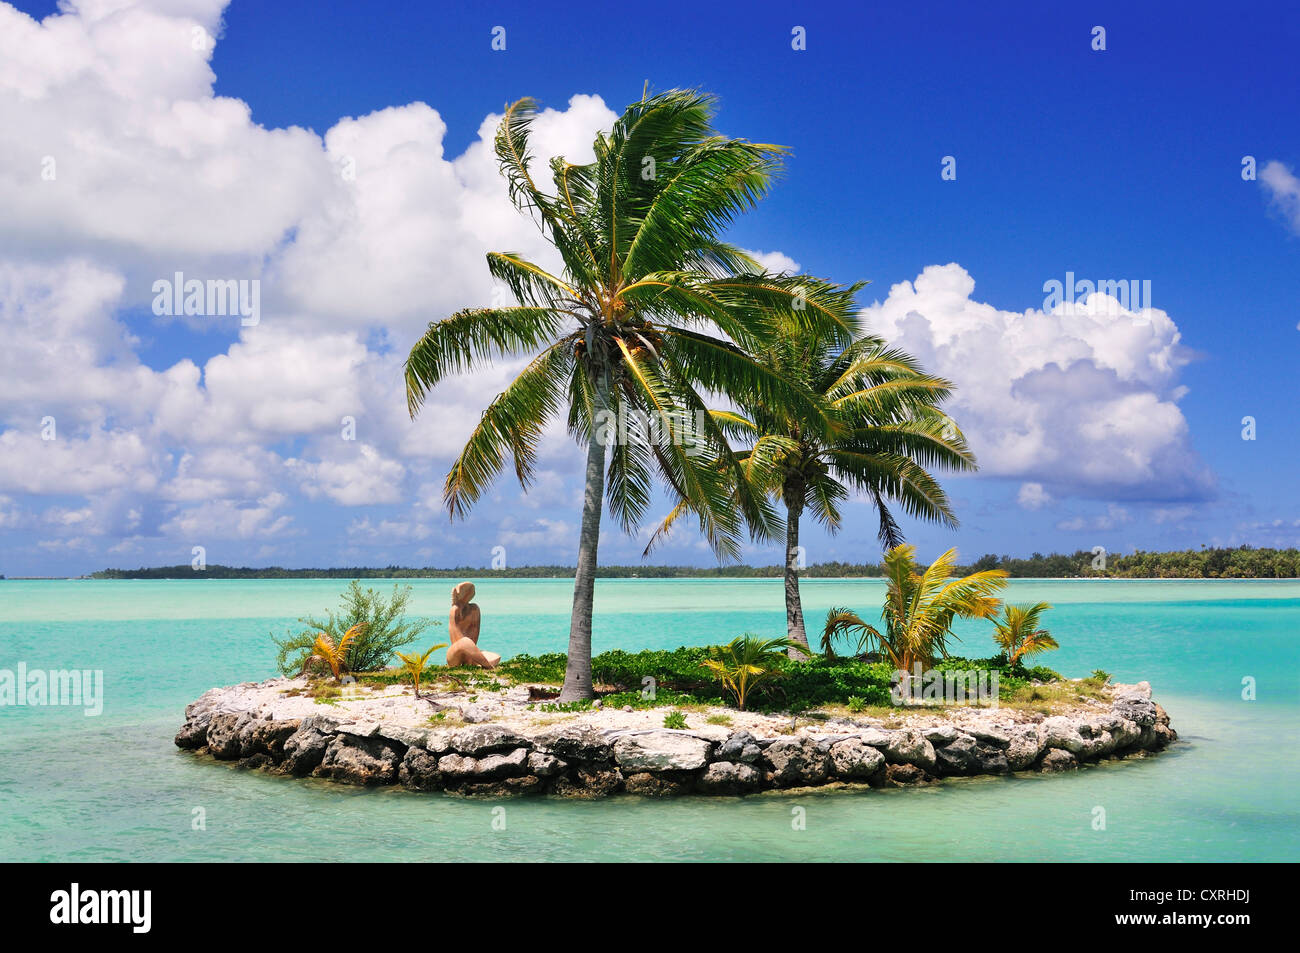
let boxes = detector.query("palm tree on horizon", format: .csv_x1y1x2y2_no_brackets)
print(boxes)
405,88,860,700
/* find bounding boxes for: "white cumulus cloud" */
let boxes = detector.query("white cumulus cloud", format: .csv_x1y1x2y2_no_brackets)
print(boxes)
1017,482,1052,510
0,0,616,571
861,264,1214,503
1260,160,1300,235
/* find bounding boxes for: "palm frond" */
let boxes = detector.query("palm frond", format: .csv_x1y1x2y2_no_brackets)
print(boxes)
405,306,565,416
443,341,573,517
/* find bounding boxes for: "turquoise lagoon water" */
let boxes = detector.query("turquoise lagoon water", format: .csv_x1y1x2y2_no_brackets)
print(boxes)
0,577,1297,862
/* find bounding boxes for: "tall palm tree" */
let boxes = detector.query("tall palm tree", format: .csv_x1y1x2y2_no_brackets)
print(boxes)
647,327,976,657
821,544,1007,672
991,602,1058,664
405,89,859,700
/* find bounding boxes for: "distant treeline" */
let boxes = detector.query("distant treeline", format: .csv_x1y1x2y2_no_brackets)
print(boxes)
88,547,1300,580
961,547,1300,578
90,564,791,580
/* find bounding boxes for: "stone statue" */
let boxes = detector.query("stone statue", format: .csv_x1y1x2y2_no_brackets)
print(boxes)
444,581,499,669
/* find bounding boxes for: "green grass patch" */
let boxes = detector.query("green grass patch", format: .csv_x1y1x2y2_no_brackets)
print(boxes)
336,645,1094,715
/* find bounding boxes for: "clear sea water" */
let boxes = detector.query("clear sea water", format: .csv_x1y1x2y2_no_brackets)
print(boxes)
1,577,1296,862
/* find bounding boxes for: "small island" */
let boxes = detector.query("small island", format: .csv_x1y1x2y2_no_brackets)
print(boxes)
174,670,1176,798
176,575,1177,798
171,91,1187,802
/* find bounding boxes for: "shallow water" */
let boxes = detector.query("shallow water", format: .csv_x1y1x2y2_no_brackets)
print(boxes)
1,578,1297,862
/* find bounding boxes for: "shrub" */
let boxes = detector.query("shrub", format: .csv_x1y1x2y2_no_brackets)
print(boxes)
273,581,437,675
663,710,688,729
701,635,796,710
591,647,714,693
769,656,894,709
846,696,867,713
1024,664,1063,682
589,645,906,712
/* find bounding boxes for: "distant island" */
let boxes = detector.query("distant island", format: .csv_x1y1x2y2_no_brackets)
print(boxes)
88,546,1300,580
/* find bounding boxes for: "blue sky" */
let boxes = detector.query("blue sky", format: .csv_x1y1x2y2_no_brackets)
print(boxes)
0,0,1297,576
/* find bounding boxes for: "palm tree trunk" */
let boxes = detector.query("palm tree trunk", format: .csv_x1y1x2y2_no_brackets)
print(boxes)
559,426,608,701
784,495,810,661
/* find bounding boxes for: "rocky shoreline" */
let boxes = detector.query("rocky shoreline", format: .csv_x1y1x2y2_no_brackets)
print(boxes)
174,677,1178,797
